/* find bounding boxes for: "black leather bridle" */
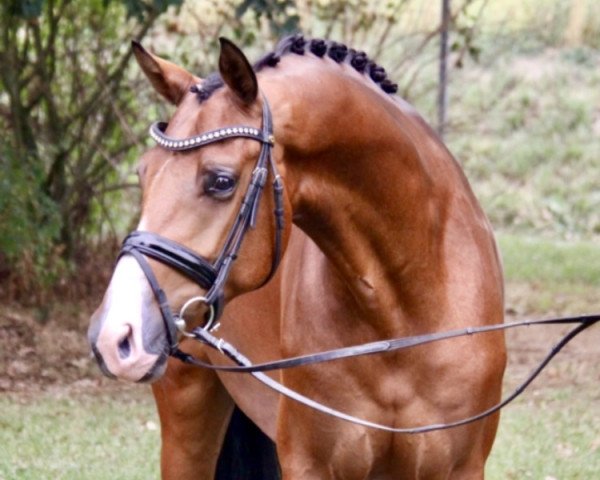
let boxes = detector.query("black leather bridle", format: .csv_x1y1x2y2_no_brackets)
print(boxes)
119,95,284,354
117,92,599,434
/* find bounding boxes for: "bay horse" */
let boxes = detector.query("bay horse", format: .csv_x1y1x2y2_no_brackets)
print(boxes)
88,35,506,479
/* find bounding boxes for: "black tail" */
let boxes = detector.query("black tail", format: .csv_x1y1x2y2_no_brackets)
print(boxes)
215,405,281,480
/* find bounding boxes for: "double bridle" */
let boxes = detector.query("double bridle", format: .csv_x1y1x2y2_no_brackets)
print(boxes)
120,95,284,353
118,92,599,434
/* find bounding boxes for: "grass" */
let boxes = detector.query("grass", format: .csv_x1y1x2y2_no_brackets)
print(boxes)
0,389,160,480
488,235,600,478
498,233,600,315
486,388,600,479
1,235,598,479
499,234,600,286
445,46,600,241
1,377,598,479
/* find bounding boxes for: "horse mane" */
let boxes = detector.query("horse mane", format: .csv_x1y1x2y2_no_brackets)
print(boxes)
193,34,398,102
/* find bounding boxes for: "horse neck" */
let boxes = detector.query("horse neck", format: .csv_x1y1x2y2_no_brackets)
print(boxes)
267,66,491,327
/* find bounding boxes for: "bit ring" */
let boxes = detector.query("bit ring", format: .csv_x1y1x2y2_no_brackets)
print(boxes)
175,296,216,336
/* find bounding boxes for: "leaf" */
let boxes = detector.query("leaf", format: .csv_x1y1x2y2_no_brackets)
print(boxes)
10,0,45,19
122,0,147,20
235,0,255,19
121,0,183,20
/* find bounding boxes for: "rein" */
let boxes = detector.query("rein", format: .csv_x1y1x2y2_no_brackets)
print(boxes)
175,314,599,434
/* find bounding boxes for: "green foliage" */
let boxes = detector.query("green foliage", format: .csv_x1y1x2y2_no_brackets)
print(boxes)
0,148,61,268
118,0,184,20
8,0,45,18
0,0,174,295
236,0,299,36
7,0,183,21
0,147,67,294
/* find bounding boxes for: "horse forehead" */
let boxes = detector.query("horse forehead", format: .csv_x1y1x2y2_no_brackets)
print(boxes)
166,95,207,135
167,90,250,134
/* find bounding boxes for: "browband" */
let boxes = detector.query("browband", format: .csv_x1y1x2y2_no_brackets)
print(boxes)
149,122,270,151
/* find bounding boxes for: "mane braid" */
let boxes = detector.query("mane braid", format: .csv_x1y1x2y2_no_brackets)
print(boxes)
192,34,398,102
309,39,327,57
328,42,348,63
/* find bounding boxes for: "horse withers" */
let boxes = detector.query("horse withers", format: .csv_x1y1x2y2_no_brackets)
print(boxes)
88,35,506,479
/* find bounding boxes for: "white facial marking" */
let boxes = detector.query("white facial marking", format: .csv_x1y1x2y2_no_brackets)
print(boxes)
95,256,162,382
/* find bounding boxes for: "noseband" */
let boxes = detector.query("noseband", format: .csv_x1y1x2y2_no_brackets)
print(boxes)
120,96,284,353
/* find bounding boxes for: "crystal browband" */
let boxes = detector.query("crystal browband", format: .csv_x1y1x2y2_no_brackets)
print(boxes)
149,121,269,152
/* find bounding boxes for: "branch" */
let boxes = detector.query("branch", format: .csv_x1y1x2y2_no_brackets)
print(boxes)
43,0,71,84
0,17,39,161
68,11,159,126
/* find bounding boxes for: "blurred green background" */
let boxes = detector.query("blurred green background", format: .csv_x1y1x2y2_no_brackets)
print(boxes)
1,0,599,300
1,1,598,479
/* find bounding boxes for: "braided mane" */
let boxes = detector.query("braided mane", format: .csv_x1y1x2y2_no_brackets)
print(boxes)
193,34,398,102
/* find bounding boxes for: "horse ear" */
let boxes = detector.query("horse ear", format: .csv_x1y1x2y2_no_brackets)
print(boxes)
131,40,199,105
218,37,258,105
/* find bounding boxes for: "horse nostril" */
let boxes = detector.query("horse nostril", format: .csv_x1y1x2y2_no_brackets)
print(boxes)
118,336,132,359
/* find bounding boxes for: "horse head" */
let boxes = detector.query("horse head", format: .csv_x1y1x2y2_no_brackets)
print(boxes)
88,39,291,382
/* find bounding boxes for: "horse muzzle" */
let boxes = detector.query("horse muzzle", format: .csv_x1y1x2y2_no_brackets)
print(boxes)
87,256,170,383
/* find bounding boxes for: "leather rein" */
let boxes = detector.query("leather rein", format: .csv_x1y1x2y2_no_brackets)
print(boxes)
175,314,598,434
121,94,599,434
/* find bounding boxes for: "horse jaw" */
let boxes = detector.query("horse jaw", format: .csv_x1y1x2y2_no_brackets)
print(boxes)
88,256,168,382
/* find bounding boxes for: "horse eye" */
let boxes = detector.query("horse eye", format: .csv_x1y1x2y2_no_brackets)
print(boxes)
204,172,237,198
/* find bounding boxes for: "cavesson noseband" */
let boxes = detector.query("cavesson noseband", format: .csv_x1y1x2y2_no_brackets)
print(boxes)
120,95,284,353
